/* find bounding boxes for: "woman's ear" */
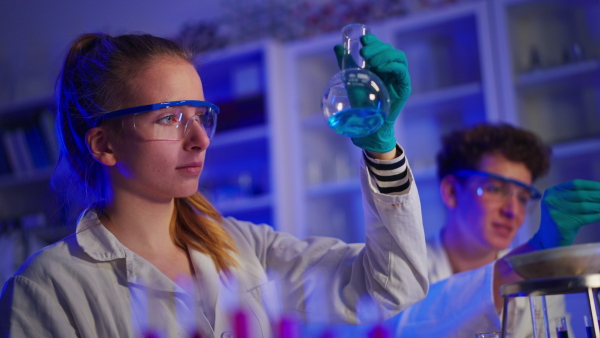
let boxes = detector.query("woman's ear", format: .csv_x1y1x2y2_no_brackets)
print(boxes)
85,127,116,166
440,175,458,209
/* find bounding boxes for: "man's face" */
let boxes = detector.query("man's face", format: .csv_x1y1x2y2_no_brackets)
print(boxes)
451,154,533,251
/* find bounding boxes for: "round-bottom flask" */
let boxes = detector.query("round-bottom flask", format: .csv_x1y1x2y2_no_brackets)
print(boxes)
322,24,390,138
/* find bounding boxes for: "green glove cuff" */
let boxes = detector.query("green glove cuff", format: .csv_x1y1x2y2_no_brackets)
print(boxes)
528,223,575,251
351,121,396,153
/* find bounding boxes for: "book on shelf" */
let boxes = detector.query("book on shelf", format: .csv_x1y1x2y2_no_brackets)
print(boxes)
0,130,11,175
24,125,51,169
38,109,59,163
1,130,22,175
11,128,36,174
0,107,59,178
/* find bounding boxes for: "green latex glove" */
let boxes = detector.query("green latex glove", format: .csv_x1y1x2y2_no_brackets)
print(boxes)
528,179,600,250
334,34,411,153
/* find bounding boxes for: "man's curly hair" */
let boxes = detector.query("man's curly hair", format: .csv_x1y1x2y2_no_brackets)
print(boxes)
436,123,552,182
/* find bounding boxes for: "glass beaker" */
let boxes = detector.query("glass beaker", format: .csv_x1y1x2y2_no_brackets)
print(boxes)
322,23,391,138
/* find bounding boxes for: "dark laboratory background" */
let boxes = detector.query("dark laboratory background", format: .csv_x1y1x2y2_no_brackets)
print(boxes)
1,0,599,335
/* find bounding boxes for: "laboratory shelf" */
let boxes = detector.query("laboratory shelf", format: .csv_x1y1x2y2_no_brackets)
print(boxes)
551,137,600,158
411,165,437,181
306,178,361,198
199,38,274,64
516,59,600,88
0,167,54,191
0,174,54,223
305,164,439,198
214,193,273,214
0,167,54,190
193,39,290,229
0,96,53,118
404,81,483,111
210,124,269,148
302,113,328,130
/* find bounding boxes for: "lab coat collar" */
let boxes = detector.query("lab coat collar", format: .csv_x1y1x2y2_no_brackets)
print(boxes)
75,209,187,294
75,209,126,261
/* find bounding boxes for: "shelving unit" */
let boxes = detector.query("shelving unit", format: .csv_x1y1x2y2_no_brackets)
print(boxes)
0,40,292,241
284,1,497,241
491,0,600,239
389,2,499,169
0,99,66,286
281,0,599,246
0,99,57,222
491,1,600,336
195,39,292,229
492,0,600,140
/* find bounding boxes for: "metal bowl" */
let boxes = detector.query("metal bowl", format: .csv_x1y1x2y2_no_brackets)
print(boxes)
505,243,600,280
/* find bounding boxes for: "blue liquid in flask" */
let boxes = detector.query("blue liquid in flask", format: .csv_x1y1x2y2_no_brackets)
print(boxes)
328,107,385,138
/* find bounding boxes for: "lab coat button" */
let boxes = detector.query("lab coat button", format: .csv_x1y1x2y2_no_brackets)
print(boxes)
221,331,234,338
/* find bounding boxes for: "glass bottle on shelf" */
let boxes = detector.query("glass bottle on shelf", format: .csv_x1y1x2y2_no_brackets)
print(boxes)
556,316,569,338
321,23,390,138
585,315,597,338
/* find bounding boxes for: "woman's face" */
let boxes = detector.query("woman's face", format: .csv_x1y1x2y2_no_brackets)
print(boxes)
107,57,210,202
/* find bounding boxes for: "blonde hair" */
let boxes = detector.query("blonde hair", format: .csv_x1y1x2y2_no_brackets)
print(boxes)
54,32,238,270
173,194,239,270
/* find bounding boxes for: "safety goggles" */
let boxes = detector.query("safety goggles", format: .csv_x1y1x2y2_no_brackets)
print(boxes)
453,169,542,206
95,100,220,141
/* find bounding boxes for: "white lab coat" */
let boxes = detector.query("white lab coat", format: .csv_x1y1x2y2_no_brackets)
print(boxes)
0,158,428,338
394,231,568,337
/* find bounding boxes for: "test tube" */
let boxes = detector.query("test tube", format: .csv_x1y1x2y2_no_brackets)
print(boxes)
233,308,250,338
585,315,596,338
529,295,550,338
368,325,391,338
555,316,568,338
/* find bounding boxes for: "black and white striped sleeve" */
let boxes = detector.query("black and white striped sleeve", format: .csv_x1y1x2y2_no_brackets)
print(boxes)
363,144,410,195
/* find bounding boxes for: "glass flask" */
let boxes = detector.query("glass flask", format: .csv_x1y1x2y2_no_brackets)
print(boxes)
322,23,391,138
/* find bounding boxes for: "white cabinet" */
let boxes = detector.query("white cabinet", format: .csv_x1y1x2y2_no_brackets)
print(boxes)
283,30,366,242
195,40,293,231
284,1,498,241
0,40,292,243
282,0,599,243
492,2,600,332
492,0,600,152
1,0,597,249
491,0,600,244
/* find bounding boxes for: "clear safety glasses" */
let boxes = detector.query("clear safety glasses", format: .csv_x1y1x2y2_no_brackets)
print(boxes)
453,169,542,207
95,100,220,141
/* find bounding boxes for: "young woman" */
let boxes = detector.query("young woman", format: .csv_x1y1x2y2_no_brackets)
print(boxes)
0,32,427,337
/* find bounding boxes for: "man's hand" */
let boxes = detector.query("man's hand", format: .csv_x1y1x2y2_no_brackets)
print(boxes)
529,179,600,250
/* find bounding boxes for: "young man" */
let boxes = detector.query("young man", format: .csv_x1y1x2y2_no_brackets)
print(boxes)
393,123,600,336
431,123,550,281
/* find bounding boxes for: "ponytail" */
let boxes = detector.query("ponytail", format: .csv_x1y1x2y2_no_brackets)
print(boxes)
171,193,239,271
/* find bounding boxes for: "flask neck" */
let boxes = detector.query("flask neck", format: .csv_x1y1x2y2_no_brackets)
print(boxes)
341,24,369,70
342,38,366,70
